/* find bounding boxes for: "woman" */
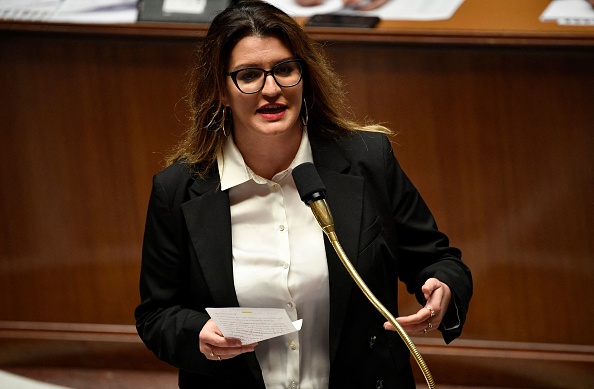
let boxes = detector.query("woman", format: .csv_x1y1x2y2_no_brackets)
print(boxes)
135,1,472,388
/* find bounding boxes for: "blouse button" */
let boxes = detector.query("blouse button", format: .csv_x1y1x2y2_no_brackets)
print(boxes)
369,335,377,348
279,225,285,231
290,341,298,350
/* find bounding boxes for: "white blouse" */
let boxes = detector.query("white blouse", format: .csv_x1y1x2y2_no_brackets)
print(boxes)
217,131,331,389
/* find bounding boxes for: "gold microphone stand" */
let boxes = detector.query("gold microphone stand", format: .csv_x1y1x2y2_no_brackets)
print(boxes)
309,199,436,389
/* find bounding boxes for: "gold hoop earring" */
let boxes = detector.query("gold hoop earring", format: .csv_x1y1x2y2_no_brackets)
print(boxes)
301,98,309,128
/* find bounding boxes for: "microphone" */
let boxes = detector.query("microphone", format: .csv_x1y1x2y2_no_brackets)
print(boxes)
292,162,436,389
291,162,326,205
292,162,336,240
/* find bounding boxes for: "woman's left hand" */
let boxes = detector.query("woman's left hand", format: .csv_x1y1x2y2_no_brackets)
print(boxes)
343,0,388,11
384,278,452,335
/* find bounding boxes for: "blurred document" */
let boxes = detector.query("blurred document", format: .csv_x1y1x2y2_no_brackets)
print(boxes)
265,0,464,20
540,0,594,25
51,0,138,23
0,0,138,23
163,0,207,14
0,0,60,21
206,307,302,344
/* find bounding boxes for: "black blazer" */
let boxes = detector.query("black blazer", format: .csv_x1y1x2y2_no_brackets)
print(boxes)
135,131,473,389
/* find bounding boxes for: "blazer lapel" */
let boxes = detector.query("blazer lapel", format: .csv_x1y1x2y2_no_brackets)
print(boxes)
181,173,240,308
310,135,365,363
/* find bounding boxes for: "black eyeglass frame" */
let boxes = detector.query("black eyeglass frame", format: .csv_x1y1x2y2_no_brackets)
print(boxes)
226,59,305,94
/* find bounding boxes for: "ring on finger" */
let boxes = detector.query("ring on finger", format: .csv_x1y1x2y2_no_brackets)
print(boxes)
217,354,221,361
425,306,435,318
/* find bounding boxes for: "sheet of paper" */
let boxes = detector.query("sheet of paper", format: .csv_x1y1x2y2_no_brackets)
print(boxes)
206,307,302,344
265,0,464,21
0,0,137,23
50,0,138,24
163,0,207,14
540,0,594,25
0,0,60,21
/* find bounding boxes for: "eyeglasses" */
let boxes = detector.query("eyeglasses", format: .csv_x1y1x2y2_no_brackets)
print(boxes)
226,59,304,94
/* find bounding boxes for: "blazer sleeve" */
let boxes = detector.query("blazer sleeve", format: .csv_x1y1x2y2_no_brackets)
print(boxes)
134,168,212,373
382,135,473,343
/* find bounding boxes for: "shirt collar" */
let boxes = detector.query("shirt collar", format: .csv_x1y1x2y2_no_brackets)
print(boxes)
217,130,314,191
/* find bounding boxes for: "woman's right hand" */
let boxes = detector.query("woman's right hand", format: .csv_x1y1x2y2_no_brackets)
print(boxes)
199,319,258,361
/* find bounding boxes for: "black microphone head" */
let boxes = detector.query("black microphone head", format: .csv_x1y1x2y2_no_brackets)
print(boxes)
292,162,327,205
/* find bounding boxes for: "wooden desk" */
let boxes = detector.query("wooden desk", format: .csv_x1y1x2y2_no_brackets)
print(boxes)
2,0,594,45
1,1,593,387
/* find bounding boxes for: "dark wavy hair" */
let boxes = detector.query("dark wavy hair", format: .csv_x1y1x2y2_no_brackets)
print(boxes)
167,0,389,175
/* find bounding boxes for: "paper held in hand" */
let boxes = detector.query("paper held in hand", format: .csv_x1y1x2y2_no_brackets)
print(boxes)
205,307,302,344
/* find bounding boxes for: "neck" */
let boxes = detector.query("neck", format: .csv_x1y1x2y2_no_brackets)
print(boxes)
234,130,302,180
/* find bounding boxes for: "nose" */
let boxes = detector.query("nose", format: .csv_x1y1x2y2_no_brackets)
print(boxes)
261,73,281,95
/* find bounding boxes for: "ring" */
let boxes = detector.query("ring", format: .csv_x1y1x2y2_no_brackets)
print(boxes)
427,321,433,329
423,328,427,334
425,306,435,318
210,352,214,358
217,355,221,361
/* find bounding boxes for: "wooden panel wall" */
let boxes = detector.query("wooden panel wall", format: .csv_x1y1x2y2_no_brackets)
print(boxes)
1,28,593,387
0,32,192,324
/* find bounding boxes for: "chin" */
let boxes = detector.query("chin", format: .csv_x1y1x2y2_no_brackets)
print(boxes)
258,120,301,136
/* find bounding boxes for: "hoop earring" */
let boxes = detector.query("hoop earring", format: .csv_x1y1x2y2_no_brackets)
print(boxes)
222,106,230,137
301,98,309,128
